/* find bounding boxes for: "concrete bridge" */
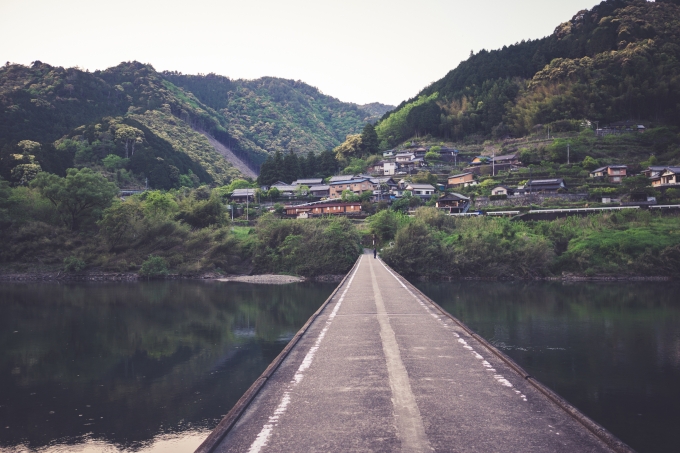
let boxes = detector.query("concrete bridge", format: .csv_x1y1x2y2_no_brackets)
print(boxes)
197,252,633,453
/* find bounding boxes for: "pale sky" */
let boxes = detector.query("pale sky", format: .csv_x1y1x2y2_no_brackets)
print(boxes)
1,0,603,106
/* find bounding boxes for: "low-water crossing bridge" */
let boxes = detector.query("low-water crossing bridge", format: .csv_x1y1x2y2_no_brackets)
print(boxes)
197,251,633,453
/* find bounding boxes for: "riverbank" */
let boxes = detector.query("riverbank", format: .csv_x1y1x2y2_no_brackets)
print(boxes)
0,271,346,283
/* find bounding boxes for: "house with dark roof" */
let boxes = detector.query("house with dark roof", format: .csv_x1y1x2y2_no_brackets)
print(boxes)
643,166,668,179
308,185,330,198
436,193,470,213
519,179,567,194
491,153,520,165
230,188,256,203
651,167,680,188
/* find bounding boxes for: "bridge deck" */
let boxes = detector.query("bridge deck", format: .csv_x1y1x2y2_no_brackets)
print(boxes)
199,252,629,453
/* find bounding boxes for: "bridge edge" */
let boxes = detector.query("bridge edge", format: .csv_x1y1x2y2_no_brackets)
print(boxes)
194,255,363,453
378,259,637,453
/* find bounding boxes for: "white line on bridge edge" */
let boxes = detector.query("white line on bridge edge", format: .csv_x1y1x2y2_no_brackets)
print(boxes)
377,259,527,402
246,256,363,453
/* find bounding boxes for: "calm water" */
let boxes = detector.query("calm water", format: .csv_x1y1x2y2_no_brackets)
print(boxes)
416,281,680,453
0,281,335,452
2,280,679,453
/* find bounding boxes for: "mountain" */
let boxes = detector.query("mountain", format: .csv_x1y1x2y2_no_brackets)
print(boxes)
356,102,395,123
376,0,680,146
0,62,375,188
160,73,373,158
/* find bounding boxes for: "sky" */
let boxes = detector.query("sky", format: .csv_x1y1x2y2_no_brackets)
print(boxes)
1,0,604,106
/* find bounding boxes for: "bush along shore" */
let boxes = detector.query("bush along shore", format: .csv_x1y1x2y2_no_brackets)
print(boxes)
369,207,680,280
0,175,362,279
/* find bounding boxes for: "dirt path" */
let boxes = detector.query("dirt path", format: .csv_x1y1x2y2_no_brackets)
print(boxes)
198,131,258,179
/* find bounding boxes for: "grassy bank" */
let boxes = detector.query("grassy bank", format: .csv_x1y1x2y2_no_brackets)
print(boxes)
370,208,680,279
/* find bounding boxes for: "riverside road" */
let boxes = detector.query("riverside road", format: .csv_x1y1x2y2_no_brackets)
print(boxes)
197,251,631,453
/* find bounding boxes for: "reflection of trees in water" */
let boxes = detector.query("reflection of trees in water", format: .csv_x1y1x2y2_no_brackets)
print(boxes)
416,281,680,453
0,281,334,450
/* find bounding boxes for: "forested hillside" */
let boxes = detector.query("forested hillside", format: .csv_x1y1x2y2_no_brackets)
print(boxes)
0,62,375,190
162,73,372,158
377,0,680,146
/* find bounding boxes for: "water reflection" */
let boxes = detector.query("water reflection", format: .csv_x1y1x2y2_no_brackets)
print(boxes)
416,280,680,453
0,281,335,452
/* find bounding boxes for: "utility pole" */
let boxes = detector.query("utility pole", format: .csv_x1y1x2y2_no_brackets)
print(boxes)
567,143,570,165
492,151,495,176
246,189,249,221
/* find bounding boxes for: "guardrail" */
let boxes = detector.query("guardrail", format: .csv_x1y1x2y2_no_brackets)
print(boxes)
650,205,680,210
486,211,520,216
526,206,640,214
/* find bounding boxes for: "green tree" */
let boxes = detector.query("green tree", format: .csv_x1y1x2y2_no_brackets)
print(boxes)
143,190,178,218
227,179,254,192
102,154,129,171
31,168,118,230
282,151,300,183
360,123,379,156
334,134,363,161
114,125,144,158
98,199,144,251
581,156,600,171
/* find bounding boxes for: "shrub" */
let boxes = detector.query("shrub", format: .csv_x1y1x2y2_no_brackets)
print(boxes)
63,256,86,272
139,256,169,278
489,194,508,200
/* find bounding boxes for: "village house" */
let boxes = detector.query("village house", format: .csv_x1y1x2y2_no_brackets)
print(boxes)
491,153,520,166
651,167,680,187
436,193,470,214
519,178,567,194
382,150,395,157
405,183,436,200
590,165,628,183
395,152,415,163
412,148,428,158
370,161,386,175
270,181,298,197
230,188,255,203
328,178,377,198
383,162,397,175
643,166,668,179
491,186,515,196
308,185,330,198
292,178,323,186
447,172,476,188
284,202,362,217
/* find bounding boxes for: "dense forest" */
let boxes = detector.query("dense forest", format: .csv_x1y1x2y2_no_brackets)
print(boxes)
377,0,680,146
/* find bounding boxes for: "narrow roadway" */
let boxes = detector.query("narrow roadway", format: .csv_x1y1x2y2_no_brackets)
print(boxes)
204,251,625,452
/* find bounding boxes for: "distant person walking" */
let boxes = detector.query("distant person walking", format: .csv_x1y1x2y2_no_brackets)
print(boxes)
373,247,377,259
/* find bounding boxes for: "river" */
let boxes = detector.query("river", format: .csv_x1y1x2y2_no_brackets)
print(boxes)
416,280,680,453
1,280,678,453
0,281,335,452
